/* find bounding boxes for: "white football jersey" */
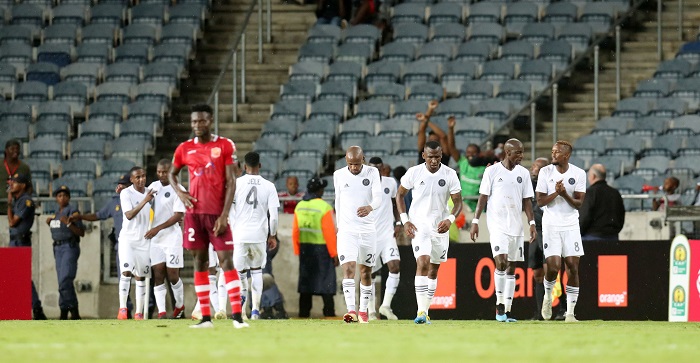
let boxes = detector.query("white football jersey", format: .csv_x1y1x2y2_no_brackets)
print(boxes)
119,185,152,246
376,176,398,241
401,163,461,235
148,181,186,243
334,165,383,234
230,174,280,243
479,163,534,237
535,164,587,231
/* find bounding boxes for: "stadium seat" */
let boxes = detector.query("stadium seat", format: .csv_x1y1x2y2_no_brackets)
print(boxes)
391,3,427,24
0,25,33,46
290,61,326,83
504,2,538,37
454,116,491,139
362,135,395,156
169,3,206,28
591,116,632,137
298,43,335,64
467,2,502,24
51,4,88,26
280,156,320,179
431,23,467,44
581,2,615,35
77,43,112,64
378,118,418,138
441,60,479,95
115,44,151,65
318,81,356,105
26,62,61,86
143,62,180,89
520,23,556,45
455,41,493,62
429,3,464,26
261,119,300,141
270,99,308,122
402,60,441,87
558,23,593,56
393,99,427,119
366,61,402,88
280,80,318,102
380,41,416,63
123,24,159,46
417,42,454,63
309,99,346,123
253,136,288,159
634,79,671,98
61,158,97,180
290,138,329,162
88,101,125,124
299,119,337,142
342,24,381,45
130,4,166,26
500,40,535,65
539,40,573,74
459,80,495,101
79,119,117,140
14,81,49,107
306,24,341,44
96,82,133,103
436,98,473,118
326,61,363,83
51,176,88,197
394,23,429,44
368,83,406,102
407,83,444,101
467,23,505,46
53,81,88,116
71,136,106,159
91,4,125,26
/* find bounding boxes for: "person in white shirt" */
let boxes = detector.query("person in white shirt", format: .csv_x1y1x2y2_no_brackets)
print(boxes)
334,146,383,324
535,140,586,323
229,152,280,320
396,140,462,325
470,138,536,323
117,166,155,320
145,159,186,319
367,157,401,321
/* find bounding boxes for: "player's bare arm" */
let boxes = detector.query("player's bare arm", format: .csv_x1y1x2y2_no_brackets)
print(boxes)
168,164,197,208
470,194,489,241
267,235,277,250
438,192,463,234
536,187,561,208
145,211,184,239
523,197,537,243
446,116,461,162
213,163,236,236
124,189,155,220
392,198,401,237
396,184,416,238
559,187,585,210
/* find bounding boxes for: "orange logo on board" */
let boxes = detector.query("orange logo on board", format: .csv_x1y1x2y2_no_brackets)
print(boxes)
598,255,628,307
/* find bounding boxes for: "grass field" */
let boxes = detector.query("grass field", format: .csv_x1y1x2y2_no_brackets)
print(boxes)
1,319,698,362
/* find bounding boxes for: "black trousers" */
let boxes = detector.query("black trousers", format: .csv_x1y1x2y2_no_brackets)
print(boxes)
299,293,335,317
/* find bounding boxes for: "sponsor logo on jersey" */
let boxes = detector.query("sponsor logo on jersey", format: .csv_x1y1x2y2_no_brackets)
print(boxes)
498,178,502,182
420,181,425,186
438,179,446,187
598,255,628,307
211,147,221,158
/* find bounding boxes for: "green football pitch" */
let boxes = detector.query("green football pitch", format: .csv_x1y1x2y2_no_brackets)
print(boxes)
1,319,697,362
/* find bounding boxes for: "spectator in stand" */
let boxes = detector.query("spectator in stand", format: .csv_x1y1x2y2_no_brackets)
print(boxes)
1,139,31,214
316,0,345,26
279,176,304,214
579,164,625,241
652,177,681,212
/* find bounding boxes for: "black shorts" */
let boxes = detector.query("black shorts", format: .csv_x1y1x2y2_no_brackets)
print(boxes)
528,230,544,269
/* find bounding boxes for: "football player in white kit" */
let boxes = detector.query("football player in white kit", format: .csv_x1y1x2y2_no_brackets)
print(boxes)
470,139,537,323
535,141,586,322
145,159,187,319
367,157,401,320
229,152,280,320
334,146,383,324
396,140,462,325
117,166,155,320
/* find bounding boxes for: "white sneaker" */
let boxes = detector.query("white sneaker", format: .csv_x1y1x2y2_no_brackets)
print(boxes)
541,295,553,320
379,305,398,320
368,312,379,321
189,320,214,328
191,309,202,321
233,320,250,329
214,310,227,320
564,314,578,323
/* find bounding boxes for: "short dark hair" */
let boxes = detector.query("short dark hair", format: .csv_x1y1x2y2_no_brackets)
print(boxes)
393,166,407,180
191,104,213,115
5,139,20,150
467,144,480,153
368,156,383,165
129,166,144,176
425,140,441,150
157,158,171,167
244,152,260,167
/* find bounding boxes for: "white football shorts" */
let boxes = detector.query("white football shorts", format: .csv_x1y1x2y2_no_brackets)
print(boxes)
337,230,377,267
542,228,584,259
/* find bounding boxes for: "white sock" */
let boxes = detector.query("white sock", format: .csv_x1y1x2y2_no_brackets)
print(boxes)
239,271,250,310
543,278,556,301
135,280,146,315
208,275,219,312
250,269,263,312
217,272,227,311
368,282,377,314
192,299,200,314
414,275,428,314
566,286,579,315
426,277,437,314
171,279,184,309
494,270,506,305
505,275,516,312
119,275,131,309
154,283,167,314
381,272,400,308
342,279,356,312
359,284,372,313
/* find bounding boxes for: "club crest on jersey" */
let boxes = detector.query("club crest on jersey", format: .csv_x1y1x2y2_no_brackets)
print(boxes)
438,179,446,187
363,179,370,186
517,176,522,183
384,188,390,194
414,246,419,252
544,243,548,249
494,246,500,251
339,255,345,261
164,192,170,198
124,263,129,268
568,178,575,185
211,147,221,158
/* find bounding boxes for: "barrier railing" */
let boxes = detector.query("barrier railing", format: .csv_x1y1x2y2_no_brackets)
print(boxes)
206,0,272,128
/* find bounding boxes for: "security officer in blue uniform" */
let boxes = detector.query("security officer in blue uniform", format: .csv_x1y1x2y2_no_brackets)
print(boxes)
7,173,47,320
70,174,132,316
47,185,85,320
